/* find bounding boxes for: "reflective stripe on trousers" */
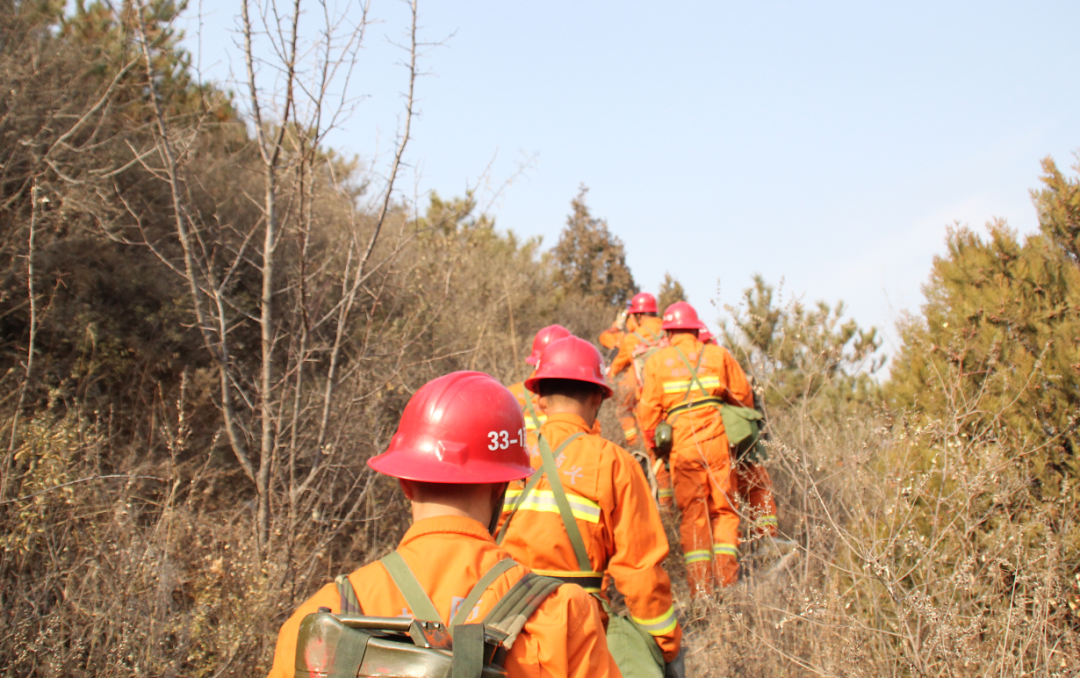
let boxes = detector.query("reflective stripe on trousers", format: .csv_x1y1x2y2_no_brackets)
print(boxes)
713,543,738,558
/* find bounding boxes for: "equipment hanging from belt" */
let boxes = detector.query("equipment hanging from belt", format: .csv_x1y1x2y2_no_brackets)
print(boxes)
663,345,767,464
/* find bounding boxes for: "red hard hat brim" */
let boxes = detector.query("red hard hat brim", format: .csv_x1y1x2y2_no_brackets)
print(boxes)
524,353,540,366
368,451,534,483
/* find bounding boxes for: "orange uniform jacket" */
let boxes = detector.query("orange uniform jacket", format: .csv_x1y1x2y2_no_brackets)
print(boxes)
498,412,682,661
598,325,624,351
508,380,547,432
609,316,665,378
637,333,754,448
268,516,619,678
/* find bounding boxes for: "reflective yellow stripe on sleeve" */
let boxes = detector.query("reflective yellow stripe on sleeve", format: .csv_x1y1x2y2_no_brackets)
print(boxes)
631,606,678,636
504,489,601,523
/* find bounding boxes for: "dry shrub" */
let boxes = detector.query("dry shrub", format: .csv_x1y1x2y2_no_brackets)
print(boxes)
675,364,1080,677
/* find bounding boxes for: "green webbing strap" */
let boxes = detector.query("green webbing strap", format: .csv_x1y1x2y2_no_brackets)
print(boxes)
665,346,708,427
495,432,586,546
334,574,363,614
522,389,543,430
672,346,711,399
483,572,563,648
536,434,592,572
454,567,563,676
379,551,442,622
451,624,486,678
632,326,660,347
449,558,518,627
495,468,545,545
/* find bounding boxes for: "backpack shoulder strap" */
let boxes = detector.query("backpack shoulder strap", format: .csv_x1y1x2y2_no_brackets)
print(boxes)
450,571,564,677
483,572,564,649
535,433,591,571
672,345,710,399
448,558,519,627
334,573,363,614
522,389,543,430
495,432,586,550
495,467,544,545
633,327,660,346
379,551,442,622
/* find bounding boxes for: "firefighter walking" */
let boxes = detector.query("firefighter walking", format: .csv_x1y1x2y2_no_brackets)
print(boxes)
608,292,663,448
638,302,756,594
607,292,674,506
268,371,619,678
497,335,684,676
508,324,571,433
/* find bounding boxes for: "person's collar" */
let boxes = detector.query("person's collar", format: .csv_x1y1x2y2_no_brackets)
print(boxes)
641,316,664,331
399,515,495,548
670,332,701,349
540,411,591,432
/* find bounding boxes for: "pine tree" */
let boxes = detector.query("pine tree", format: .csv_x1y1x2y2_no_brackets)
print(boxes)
552,185,637,307
723,275,882,409
657,272,686,313
888,158,1080,533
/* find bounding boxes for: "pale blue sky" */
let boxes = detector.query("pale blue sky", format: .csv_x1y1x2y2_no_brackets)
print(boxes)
182,1,1080,358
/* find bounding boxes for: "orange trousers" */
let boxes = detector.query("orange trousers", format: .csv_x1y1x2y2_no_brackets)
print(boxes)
733,461,778,539
614,370,672,505
613,370,641,446
670,433,739,595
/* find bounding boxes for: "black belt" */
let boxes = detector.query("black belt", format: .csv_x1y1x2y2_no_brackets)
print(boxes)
668,396,723,416
551,575,603,591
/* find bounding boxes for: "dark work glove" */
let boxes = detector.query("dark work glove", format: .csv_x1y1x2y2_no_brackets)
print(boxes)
665,647,686,678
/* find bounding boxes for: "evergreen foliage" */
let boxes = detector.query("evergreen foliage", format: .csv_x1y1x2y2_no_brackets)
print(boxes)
552,185,637,307
657,272,686,312
888,159,1080,563
722,275,883,410
2,1,1079,675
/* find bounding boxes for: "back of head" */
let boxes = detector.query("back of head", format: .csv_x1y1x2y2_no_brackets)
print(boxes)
535,378,604,401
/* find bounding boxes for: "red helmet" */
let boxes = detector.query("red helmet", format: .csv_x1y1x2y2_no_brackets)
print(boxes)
525,336,613,399
628,292,658,315
368,371,533,483
525,324,572,365
662,301,707,331
698,328,715,344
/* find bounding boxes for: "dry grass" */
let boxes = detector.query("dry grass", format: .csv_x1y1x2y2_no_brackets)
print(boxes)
671,398,1080,678
3,351,1078,677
